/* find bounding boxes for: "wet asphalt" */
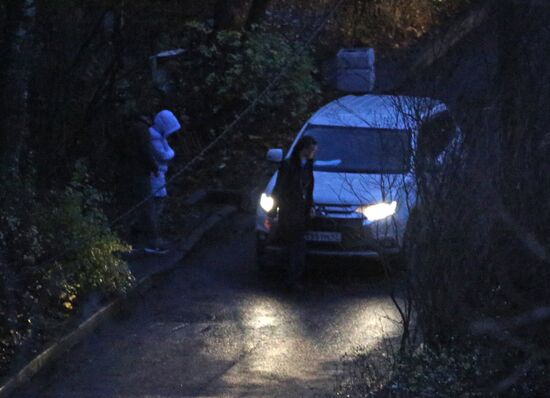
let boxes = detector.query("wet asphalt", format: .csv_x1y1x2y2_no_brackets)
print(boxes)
16,213,400,398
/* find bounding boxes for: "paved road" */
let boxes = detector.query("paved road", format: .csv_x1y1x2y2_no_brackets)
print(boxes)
17,214,400,398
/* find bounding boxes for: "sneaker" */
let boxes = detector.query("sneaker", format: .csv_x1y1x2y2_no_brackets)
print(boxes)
143,247,169,255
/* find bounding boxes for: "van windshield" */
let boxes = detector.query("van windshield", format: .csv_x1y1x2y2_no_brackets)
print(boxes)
301,125,411,173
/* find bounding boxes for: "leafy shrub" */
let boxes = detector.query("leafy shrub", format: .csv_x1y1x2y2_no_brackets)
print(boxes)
333,343,492,398
0,163,132,374
388,345,486,397
36,163,133,303
171,22,321,141
334,338,550,397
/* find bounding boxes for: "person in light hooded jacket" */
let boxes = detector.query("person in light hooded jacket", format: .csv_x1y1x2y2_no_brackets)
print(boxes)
146,109,181,253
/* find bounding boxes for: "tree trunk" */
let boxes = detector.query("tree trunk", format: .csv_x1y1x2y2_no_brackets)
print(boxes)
496,0,550,145
496,0,550,230
245,0,272,29
214,0,271,31
213,0,251,30
0,0,36,176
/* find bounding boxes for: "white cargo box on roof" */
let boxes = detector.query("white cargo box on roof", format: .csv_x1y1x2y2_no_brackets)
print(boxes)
335,48,376,93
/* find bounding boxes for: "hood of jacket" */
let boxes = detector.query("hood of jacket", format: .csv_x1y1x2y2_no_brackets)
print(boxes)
152,110,181,137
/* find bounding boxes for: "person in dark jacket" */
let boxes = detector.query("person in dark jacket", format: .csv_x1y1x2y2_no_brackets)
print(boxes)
117,114,158,248
271,136,318,289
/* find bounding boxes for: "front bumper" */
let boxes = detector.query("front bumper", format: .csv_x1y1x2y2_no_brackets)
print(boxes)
260,242,400,259
256,219,402,261
256,204,406,261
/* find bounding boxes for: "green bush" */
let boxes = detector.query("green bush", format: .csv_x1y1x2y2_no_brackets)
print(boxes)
333,343,491,397
336,343,498,398
36,163,133,304
0,163,132,374
333,339,550,397
172,22,321,140
388,345,486,397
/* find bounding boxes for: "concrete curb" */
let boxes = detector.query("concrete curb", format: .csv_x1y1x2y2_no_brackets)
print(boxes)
0,205,237,398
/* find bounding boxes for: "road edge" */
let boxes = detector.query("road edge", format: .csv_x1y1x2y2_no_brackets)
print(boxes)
0,205,237,398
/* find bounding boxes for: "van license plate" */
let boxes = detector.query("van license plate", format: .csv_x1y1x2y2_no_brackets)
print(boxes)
305,231,342,243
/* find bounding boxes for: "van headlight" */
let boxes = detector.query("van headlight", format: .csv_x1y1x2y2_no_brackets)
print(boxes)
260,193,275,212
356,201,397,221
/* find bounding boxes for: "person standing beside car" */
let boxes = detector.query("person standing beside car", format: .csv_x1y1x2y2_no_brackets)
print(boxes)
271,136,318,290
146,109,181,254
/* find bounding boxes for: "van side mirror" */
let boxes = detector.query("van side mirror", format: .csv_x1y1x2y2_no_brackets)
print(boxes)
266,148,283,163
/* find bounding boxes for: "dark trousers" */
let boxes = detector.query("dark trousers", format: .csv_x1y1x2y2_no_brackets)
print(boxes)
149,197,165,246
287,235,306,282
122,176,163,247
123,175,150,232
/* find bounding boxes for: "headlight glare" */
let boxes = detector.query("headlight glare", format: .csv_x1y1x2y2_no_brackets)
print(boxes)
356,201,397,221
260,193,275,212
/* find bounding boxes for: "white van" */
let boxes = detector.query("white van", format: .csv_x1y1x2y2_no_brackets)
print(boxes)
255,94,454,267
